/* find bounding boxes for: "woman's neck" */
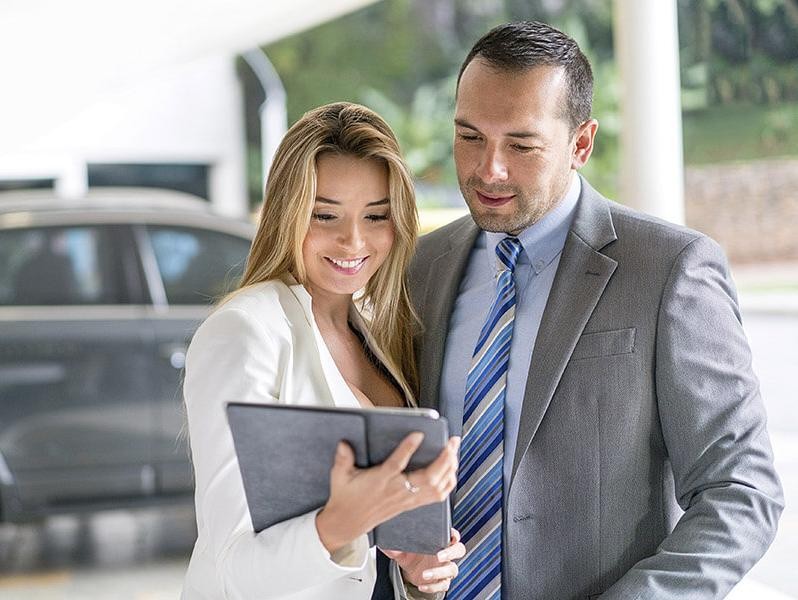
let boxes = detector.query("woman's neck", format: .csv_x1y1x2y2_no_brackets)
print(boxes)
307,286,352,333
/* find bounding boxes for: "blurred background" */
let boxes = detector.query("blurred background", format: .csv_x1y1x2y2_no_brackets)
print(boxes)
0,0,796,598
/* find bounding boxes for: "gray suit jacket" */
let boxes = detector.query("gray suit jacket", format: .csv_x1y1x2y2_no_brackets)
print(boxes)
407,178,783,600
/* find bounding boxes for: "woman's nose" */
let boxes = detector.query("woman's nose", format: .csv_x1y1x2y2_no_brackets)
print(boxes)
337,221,365,251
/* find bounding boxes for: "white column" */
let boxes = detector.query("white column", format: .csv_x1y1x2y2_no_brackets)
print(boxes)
208,56,249,219
241,49,288,193
55,159,89,200
613,0,685,224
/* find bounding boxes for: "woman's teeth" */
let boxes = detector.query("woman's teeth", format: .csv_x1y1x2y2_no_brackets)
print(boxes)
328,257,365,268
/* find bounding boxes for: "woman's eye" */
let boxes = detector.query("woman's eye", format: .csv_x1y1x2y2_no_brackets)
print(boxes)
366,213,390,222
457,133,481,142
312,213,336,222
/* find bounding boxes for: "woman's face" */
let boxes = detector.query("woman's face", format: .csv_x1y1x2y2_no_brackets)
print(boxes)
302,153,394,300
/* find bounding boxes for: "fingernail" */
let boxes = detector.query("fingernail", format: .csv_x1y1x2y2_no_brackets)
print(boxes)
337,443,345,455
422,570,433,580
436,551,448,561
412,432,425,443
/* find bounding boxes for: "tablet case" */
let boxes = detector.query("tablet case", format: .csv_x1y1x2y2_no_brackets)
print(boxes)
226,402,451,554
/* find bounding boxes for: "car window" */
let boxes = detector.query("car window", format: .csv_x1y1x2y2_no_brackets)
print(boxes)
0,226,124,306
147,226,250,305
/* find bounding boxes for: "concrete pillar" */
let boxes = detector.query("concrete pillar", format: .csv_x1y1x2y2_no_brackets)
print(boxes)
613,0,685,224
241,49,288,197
55,159,89,199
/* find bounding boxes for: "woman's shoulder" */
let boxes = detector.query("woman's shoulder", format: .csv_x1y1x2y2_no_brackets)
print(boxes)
199,279,295,337
220,279,289,313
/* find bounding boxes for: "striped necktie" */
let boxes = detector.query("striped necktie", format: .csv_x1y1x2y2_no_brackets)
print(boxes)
449,236,523,600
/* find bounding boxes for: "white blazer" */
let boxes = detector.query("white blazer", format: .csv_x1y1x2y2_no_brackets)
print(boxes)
181,277,409,600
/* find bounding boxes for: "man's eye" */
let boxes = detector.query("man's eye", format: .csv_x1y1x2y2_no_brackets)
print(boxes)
457,133,481,142
512,144,536,153
312,213,336,222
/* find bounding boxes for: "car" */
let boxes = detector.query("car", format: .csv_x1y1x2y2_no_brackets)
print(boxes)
0,188,254,522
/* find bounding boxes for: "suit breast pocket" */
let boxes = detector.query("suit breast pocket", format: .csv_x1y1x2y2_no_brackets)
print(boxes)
571,327,636,361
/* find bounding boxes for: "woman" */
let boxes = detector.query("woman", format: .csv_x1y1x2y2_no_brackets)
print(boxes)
182,102,464,600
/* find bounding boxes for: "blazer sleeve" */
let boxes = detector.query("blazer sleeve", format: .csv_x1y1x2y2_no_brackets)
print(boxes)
184,306,370,599
601,235,784,599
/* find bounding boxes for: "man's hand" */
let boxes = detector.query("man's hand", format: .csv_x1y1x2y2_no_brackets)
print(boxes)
382,528,466,594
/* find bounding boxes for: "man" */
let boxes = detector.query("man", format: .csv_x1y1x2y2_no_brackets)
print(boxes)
406,21,783,599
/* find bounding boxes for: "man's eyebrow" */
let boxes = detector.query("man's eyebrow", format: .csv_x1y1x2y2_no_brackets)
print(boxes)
506,130,544,140
454,118,479,131
454,118,544,140
315,197,390,207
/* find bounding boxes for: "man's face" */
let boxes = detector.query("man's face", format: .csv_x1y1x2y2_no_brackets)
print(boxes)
454,60,580,234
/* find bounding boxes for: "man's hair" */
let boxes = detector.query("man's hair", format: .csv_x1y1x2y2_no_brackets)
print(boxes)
458,21,593,131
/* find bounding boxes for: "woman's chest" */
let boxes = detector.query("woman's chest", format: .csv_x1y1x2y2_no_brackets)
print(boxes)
322,334,405,409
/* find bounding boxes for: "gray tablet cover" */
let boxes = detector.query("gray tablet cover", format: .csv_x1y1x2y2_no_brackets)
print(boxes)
226,402,451,554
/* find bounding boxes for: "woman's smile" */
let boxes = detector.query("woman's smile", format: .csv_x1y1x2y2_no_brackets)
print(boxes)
324,256,369,275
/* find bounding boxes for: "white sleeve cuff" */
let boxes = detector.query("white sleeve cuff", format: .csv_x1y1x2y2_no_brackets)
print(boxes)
306,510,370,572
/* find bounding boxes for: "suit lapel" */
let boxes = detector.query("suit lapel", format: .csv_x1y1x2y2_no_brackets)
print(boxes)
417,218,479,412
510,181,618,483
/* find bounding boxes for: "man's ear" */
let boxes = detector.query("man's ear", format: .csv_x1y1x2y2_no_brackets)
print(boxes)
571,118,599,170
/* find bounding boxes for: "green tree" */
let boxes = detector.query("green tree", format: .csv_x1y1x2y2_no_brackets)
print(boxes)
262,0,622,201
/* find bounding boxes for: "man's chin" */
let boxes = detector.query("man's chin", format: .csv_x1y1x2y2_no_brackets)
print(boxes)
470,209,532,235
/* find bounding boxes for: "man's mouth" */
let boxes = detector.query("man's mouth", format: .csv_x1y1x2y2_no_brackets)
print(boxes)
475,190,515,208
324,256,368,274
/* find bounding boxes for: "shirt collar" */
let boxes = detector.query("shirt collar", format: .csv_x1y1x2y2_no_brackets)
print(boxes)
485,173,580,275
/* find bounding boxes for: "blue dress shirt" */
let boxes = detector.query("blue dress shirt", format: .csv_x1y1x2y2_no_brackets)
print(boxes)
440,174,581,504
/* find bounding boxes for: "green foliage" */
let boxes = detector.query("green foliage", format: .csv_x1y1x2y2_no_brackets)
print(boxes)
265,0,450,124
263,0,624,200
682,103,798,164
360,77,458,185
256,0,798,212
680,0,798,105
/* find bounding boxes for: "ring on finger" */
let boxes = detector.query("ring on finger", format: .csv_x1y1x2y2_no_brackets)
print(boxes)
404,475,420,494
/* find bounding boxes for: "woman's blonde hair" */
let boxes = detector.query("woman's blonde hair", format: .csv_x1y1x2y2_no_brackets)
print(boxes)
235,102,419,397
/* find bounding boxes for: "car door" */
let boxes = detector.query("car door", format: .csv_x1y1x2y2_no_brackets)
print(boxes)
0,223,155,520
134,222,251,496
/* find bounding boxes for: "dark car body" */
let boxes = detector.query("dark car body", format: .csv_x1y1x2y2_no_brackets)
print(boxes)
0,189,254,522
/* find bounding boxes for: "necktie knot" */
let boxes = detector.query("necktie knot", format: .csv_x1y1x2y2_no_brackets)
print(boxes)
496,236,523,274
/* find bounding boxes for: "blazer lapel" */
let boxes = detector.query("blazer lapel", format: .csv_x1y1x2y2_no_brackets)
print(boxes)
285,278,361,410
510,180,618,483
417,217,479,413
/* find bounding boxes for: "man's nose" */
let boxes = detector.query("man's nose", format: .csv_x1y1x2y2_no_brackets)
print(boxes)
475,146,509,183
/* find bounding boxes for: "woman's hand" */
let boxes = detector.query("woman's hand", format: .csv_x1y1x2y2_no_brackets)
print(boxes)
315,434,460,554
382,528,466,594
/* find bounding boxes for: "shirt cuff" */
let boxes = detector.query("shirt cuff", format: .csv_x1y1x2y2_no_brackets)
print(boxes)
305,510,370,572
388,557,444,600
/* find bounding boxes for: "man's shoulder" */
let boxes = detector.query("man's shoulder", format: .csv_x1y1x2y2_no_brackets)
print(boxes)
600,195,712,258
408,215,475,292
416,214,475,256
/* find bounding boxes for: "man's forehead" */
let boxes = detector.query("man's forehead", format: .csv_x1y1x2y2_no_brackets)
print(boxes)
455,61,568,128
